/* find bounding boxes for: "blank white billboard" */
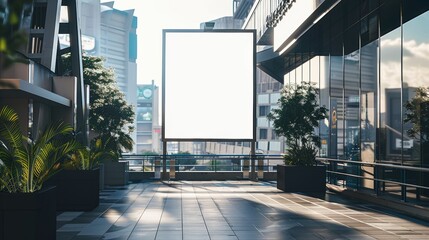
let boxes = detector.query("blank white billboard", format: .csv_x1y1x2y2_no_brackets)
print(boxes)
163,30,255,141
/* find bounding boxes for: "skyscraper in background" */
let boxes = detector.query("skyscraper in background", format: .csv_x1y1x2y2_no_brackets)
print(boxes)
136,81,161,153
60,1,138,150
100,2,138,151
100,2,137,106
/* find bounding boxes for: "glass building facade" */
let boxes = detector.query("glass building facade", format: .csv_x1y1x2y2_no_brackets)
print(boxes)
249,0,429,204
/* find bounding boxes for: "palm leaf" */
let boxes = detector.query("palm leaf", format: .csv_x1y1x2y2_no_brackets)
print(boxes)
0,106,79,193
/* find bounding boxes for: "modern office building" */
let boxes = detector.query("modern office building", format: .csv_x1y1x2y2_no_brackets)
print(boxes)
100,2,137,105
244,0,429,204
136,82,161,153
204,1,285,155
0,0,87,144
59,1,138,150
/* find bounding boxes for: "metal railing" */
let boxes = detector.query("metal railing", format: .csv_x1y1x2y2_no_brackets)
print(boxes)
120,154,284,172
316,157,429,201
121,154,429,201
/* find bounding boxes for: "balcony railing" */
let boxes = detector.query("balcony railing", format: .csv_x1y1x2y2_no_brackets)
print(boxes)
121,154,429,202
317,158,429,202
121,154,284,172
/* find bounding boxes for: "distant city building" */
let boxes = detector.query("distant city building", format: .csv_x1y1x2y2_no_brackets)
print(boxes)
100,2,138,151
100,2,137,106
199,16,243,30
61,1,138,150
136,82,161,153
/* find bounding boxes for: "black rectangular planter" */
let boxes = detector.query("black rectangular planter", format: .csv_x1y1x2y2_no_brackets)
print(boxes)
46,168,100,211
103,161,129,186
0,186,56,240
277,165,326,193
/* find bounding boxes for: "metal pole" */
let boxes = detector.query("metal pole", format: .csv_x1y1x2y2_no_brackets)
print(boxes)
250,141,256,180
162,141,168,180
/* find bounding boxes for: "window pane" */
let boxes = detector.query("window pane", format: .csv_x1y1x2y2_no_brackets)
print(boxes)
330,55,344,159
319,56,330,157
403,10,429,172
379,24,401,163
259,128,268,139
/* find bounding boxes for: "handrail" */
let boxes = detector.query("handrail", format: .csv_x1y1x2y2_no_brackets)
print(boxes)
317,158,429,173
318,157,429,201
120,154,284,173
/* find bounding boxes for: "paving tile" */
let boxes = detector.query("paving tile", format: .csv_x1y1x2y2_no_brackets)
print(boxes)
56,231,79,240
55,181,429,240
128,230,157,240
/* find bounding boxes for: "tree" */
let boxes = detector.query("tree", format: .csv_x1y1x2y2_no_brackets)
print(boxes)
61,54,135,155
267,82,328,166
405,87,429,142
173,151,196,170
0,0,32,85
404,87,429,162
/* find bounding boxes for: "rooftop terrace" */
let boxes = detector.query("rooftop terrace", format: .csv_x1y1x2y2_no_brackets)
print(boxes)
57,181,429,240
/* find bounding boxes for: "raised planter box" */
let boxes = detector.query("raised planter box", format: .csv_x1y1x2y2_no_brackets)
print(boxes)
103,161,129,186
277,165,326,193
46,168,100,211
0,186,56,240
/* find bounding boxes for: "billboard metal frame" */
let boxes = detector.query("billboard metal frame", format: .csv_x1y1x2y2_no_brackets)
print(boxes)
161,29,257,180
162,29,257,143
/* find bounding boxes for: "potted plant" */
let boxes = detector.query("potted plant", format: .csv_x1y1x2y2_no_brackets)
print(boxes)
0,106,78,240
46,138,116,211
267,81,328,193
96,135,130,186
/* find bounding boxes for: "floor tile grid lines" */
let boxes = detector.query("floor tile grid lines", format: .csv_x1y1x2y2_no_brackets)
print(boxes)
155,183,179,240
66,184,143,237
294,193,415,233
242,193,283,237
209,184,252,239
247,192,296,216
125,183,162,239
356,204,429,238
197,182,239,240
94,183,155,239
246,185,429,240
193,183,221,238
189,183,212,239
180,182,184,240
285,193,403,238
265,193,368,239
57,184,136,237
269,194,327,219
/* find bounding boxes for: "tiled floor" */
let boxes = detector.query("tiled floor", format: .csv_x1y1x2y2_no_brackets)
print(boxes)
57,181,429,240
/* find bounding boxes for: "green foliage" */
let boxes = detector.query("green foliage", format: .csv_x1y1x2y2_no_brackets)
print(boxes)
267,82,328,166
0,0,32,85
0,106,79,193
405,87,429,142
141,150,159,155
63,138,117,170
173,151,196,170
61,54,135,156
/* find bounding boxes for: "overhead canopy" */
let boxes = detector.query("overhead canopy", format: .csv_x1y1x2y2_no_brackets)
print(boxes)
0,79,71,107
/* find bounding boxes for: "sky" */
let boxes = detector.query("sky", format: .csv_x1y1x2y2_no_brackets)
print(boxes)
102,0,234,86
